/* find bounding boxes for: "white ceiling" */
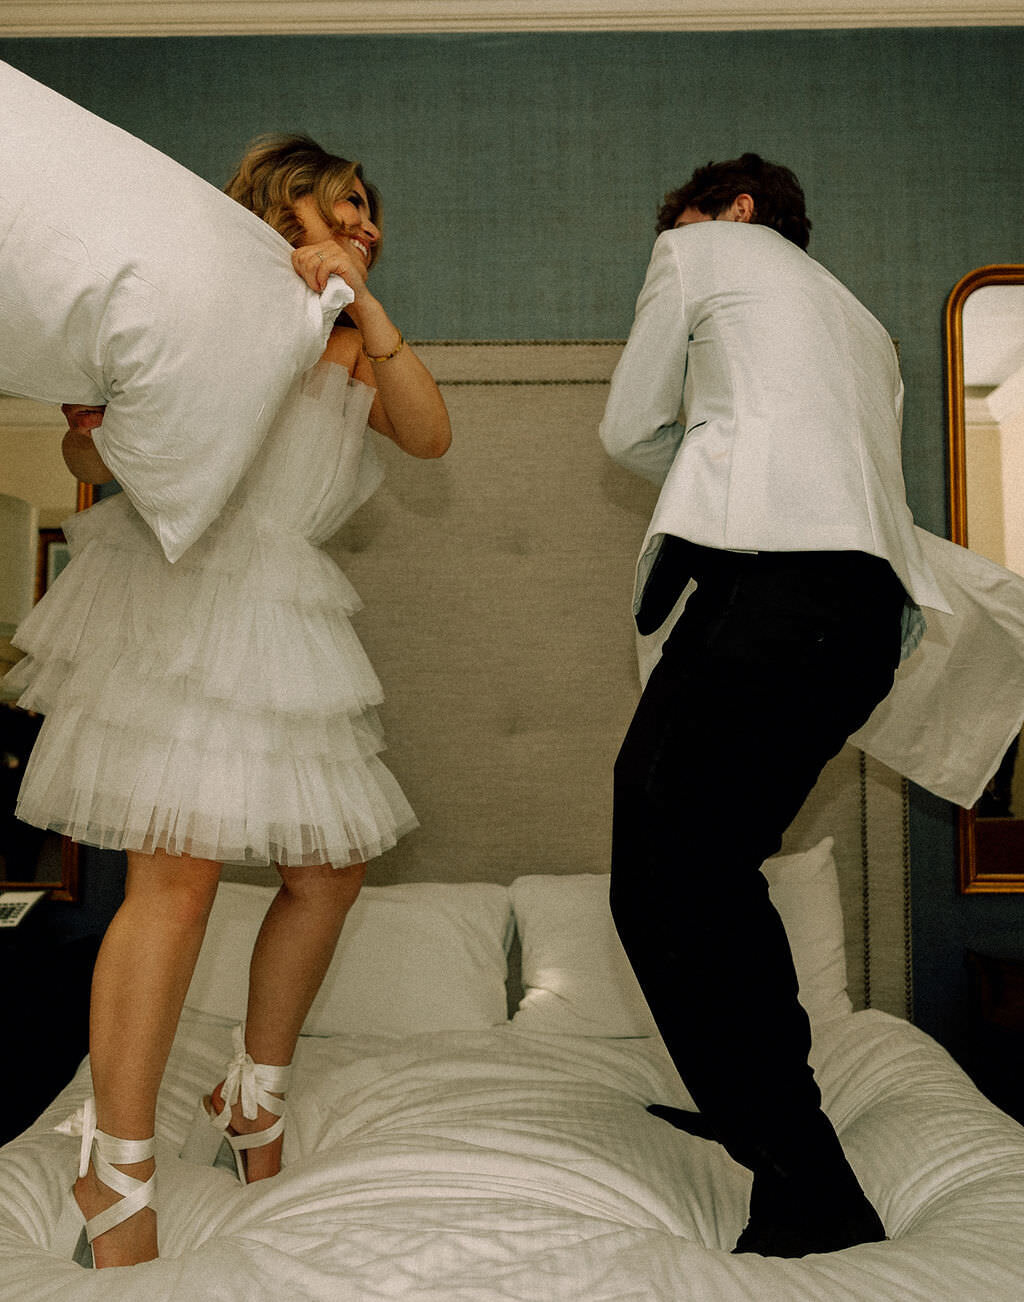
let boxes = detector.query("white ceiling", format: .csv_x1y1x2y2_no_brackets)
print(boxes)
2,1,1023,37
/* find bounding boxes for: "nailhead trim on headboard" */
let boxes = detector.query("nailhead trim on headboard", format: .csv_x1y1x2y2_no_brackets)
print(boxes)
859,749,873,1010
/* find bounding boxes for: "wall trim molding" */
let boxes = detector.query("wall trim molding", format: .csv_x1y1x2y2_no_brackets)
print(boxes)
2,2,1022,38
0,395,64,431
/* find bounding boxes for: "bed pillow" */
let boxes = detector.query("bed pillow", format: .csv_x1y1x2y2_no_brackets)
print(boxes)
0,61,350,562
509,836,851,1036
184,880,513,1036
760,836,853,1025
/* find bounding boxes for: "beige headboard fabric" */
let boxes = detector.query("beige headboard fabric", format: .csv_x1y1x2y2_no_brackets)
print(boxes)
226,343,912,1020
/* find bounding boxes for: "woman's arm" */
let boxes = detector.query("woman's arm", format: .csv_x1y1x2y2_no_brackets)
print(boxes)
61,405,115,483
293,240,451,460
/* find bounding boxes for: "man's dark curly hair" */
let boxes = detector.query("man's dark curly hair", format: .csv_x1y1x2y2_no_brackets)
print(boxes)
656,152,811,250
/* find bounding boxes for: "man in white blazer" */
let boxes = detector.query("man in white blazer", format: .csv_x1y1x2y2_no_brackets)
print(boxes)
599,154,948,1257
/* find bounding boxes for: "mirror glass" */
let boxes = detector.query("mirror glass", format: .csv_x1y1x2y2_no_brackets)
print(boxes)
0,395,89,900
947,268,1024,891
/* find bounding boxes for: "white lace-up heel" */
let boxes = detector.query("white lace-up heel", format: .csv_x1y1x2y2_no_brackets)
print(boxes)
53,1097,157,1268
181,1023,292,1184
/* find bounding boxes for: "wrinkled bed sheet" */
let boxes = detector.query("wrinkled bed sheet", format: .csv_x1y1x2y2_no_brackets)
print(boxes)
2,1009,1024,1300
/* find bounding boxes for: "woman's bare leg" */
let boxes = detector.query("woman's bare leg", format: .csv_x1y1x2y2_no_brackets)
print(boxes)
75,849,222,1268
210,860,366,1182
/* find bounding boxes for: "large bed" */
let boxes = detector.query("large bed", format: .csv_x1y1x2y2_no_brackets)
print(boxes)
3,344,1024,1299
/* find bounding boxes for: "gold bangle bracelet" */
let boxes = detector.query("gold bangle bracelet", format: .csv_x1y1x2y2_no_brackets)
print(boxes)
362,331,405,363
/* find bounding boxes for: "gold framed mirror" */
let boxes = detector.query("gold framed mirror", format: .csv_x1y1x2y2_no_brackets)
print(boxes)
946,265,1024,892
1,398,94,901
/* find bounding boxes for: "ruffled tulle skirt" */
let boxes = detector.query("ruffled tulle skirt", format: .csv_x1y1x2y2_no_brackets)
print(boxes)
8,488,417,869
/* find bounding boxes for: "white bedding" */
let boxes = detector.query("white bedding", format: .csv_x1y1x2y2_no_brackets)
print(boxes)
3,1008,1024,1300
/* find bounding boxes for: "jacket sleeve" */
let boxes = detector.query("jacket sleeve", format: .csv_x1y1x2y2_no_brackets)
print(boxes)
599,233,691,486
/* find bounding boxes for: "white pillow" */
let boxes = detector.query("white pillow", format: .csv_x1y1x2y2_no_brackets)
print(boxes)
0,61,351,562
509,836,851,1036
511,872,659,1037
185,880,513,1036
760,836,853,1026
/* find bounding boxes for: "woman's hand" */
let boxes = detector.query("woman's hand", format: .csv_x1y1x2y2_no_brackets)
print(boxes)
61,404,114,484
291,234,369,298
62,404,106,434
292,233,451,461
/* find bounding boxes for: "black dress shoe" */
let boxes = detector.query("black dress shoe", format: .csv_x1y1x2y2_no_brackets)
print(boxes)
732,1166,886,1258
643,1104,880,1255
647,1102,886,1257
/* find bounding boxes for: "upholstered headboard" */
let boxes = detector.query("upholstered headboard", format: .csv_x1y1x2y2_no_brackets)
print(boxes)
226,342,912,1020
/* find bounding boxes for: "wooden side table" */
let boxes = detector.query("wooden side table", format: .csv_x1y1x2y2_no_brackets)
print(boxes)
0,912,98,1145
965,949,1024,1124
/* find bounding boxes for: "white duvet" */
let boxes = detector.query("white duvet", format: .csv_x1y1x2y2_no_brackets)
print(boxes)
3,1009,1024,1300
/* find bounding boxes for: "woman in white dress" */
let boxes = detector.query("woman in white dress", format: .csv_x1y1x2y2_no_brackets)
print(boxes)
10,134,451,1269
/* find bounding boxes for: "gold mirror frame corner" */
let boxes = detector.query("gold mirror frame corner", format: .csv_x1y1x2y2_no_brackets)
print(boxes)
76,480,96,515
946,264,1024,893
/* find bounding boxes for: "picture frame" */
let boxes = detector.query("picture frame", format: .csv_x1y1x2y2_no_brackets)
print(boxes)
35,527,71,602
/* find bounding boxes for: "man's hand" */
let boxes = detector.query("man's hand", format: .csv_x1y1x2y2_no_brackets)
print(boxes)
61,404,113,483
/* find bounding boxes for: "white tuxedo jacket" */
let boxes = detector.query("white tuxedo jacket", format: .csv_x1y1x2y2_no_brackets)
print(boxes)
603,222,1024,809
600,222,949,622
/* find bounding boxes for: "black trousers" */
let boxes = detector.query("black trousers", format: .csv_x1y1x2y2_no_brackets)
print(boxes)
611,540,906,1175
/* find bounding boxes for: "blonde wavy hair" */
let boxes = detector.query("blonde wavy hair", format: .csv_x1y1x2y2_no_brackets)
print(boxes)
224,133,382,263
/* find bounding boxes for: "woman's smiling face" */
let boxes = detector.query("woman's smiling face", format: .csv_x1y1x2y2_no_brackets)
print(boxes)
292,178,380,267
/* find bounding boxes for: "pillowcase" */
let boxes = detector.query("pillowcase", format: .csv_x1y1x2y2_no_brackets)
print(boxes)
184,880,513,1036
760,836,853,1026
0,61,351,562
511,872,659,1037
509,836,851,1036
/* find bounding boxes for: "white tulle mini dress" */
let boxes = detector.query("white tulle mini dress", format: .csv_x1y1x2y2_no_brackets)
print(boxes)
9,360,417,869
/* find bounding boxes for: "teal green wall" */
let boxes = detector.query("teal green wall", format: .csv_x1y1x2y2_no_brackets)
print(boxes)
3,30,1023,1053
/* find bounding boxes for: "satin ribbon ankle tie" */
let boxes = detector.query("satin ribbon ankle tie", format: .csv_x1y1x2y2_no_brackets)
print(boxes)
57,1097,156,1243
217,1023,292,1126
